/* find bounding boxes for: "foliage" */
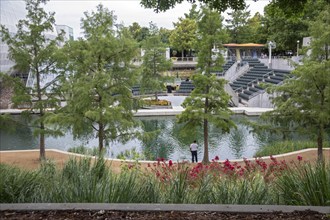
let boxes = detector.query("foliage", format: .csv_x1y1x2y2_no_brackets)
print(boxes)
116,148,145,160
169,18,197,58
254,141,330,157
275,161,330,206
2,156,327,205
54,4,141,153
225,5,251,43
159,27,172,45
140,0,247,13
177,7,235,163
67,145,104,157
262,0,328,53
0,0,65,160
128,22,150,43
140,24,172,101
143,99,171,106
261,5,330,161
245,12,267,44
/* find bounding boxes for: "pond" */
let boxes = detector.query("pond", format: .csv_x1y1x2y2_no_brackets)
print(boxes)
0,114,285,161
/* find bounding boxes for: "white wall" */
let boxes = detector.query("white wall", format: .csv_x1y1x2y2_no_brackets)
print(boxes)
247,92,274,108
259,58,295,71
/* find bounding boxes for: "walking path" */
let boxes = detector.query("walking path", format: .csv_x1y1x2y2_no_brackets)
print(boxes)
1,148,329,172
0,106,273,116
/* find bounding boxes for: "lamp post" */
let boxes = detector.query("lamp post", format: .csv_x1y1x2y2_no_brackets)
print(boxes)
297,40,300,57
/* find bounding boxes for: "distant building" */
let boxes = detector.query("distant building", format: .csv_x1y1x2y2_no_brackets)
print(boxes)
0,1,73,75
56,25,74,41
0,1,26,73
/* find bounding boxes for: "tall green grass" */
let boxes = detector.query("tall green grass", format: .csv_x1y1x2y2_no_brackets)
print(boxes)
67,145,104,157
254,140,329,157
1,158,328,205
275,162,330,206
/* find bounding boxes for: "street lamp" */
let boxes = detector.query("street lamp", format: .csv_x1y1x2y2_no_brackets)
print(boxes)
297,40,300,57
268,41,276,69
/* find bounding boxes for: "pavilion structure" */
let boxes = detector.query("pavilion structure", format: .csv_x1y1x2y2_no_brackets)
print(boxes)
223,43,266,61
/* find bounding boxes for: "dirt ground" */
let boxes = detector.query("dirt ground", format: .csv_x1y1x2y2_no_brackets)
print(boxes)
0,148,329,172
0,210,328,220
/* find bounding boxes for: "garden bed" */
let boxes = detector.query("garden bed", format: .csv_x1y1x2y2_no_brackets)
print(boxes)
0,210,327,219
142,99,172,109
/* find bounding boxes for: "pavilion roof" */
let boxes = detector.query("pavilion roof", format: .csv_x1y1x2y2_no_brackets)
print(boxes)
223,43,265,48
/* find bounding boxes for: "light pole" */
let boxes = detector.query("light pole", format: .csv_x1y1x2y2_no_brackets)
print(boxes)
297,40,300,57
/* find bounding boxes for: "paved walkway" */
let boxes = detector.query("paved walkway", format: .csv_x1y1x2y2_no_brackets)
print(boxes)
0,106,273,116
1,203,329,213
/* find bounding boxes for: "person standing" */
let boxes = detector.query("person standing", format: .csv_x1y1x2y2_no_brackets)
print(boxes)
190,140,198,163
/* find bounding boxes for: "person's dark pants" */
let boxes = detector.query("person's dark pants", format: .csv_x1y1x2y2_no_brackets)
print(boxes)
191,151,198,163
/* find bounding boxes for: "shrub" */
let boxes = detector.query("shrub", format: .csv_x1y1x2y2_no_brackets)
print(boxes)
275,161,330,206
1,156,326,205
67,145,104,157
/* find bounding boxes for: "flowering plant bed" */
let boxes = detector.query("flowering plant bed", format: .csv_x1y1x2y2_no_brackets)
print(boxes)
1,153,329,206
142,99,172,109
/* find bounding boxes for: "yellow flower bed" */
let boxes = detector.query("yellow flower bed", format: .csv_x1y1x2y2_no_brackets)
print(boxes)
143,99,171,106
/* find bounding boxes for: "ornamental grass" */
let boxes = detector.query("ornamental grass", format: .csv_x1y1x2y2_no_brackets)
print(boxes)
0,156,329,205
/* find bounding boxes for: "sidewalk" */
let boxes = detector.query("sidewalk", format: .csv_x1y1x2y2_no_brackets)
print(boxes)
0,106,273,116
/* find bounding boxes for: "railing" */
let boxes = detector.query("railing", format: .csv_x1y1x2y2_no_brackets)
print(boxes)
225,61,249,82
234,70,274,95
171,57,197,62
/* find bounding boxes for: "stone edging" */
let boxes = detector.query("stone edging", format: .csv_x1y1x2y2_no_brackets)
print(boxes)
0,204,329,214
1,148,329,165
0,106,273,116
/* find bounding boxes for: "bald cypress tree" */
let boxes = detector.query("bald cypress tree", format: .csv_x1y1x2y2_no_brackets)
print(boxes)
0,0,64,160
264,5,330,161
58,5,140,153
177,7,235,163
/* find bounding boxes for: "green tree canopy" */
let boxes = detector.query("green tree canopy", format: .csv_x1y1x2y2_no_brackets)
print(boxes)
263,2,309,52
177,7,235,163
245,12,267,44
140,24,172,101
140,0,311,14
225,6,251,43
0,0,64,160
169,18,197,58
128,22,152,44
140,0,246,12
58,4,140,153
263,5,330,161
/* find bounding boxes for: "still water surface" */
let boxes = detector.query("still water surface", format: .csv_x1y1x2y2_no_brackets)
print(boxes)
0,115,283,161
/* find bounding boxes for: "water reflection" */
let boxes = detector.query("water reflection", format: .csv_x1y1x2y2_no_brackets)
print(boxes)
0,120,38,150
229,126,247,159
139,117,175,160
0,115,298,160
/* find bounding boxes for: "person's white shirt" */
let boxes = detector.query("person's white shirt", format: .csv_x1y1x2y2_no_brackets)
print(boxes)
190,143,198,151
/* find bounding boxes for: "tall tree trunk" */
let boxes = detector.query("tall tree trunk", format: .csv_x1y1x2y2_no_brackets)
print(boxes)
202,89,209,163
98,122,104,154
39,121,46,160
36,69,46,160
202,118,209,163
182,50,184,60
317,124,324,162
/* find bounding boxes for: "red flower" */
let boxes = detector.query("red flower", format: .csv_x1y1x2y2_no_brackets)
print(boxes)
214,156,220,161
297,155,303,161
168,160,173,166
